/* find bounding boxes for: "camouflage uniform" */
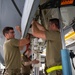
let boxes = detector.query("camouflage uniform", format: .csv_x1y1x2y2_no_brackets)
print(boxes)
45,30,62,75
4,69,21,75
21,55,32,75
3,39,21,75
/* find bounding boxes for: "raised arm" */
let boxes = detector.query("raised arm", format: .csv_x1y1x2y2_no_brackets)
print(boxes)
15,26,22,35
15,26,30,50
32,20,45,31
31,20,46,40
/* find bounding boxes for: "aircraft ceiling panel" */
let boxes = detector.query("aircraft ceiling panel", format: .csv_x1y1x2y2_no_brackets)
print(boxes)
61,6,75,27
21,0,40,37
14,0,25,14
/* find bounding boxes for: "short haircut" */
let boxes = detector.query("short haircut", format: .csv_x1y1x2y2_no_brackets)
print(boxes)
2,27,14,36
49,18,60,29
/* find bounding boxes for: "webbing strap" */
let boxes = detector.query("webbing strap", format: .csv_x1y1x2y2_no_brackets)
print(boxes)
46,65,62,73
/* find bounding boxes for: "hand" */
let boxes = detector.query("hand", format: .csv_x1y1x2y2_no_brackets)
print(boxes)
15,26,21,32
26,38,30,44
31,19,35,25
31,59,39,64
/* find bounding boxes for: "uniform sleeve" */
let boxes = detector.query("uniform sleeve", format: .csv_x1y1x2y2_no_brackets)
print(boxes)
10,38,19,47
45,30,59,41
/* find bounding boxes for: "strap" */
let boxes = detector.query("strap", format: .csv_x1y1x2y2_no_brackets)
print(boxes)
46,65,62,73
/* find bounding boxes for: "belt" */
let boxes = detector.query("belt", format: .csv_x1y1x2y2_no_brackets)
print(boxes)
46,65,62,73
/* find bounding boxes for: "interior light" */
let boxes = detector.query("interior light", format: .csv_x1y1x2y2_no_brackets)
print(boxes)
61,0,74,5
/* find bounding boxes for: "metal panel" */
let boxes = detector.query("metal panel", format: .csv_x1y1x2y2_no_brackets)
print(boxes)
21,0,40,37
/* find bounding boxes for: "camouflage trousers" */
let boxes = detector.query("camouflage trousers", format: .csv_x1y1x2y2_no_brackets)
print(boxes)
21,73,30,75
3,69,22,75
47,70,62,75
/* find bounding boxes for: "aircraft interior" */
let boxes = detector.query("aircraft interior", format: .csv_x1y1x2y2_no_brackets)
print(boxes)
0,0,75,75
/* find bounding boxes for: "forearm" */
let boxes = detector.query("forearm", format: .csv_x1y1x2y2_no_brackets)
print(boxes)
24,61,32,66
19,38,30,47
23,59,39,66
32,23,40,36
32,23,46,39
34,21,45,31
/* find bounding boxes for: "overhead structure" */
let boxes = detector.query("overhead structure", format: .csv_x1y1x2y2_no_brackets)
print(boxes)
21,0,40,38
11,0,22,17
40,0,75,9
